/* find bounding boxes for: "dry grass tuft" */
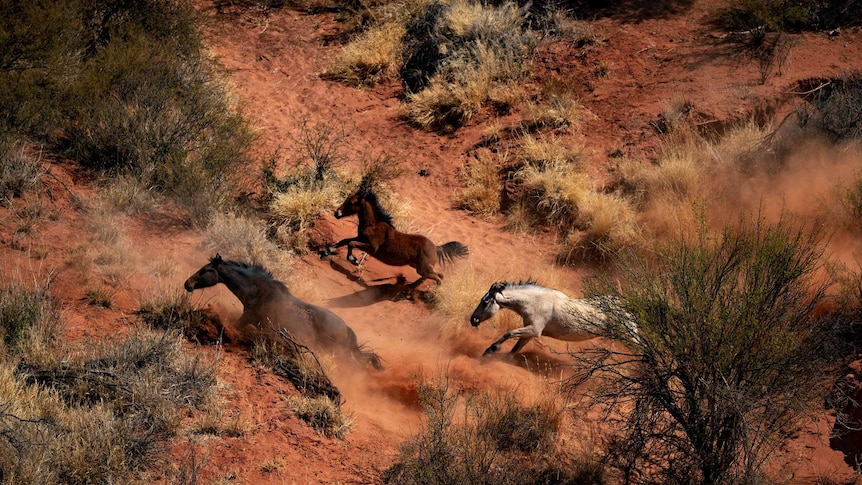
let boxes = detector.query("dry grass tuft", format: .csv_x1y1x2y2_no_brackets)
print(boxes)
0,304,221,484
432,264,486,335
558,191,640,264
190,397,249,438
401,0,535,131
517,134,586,169
501,131,640,264
323,23,406,86
270,182,344,254
543,10,598,46
455,150,504,217
287,395,354,438
205,211,292,273
513,157,593,230
523,88,589,132
98,174,161,216
0,140,43,205
383,376,604,484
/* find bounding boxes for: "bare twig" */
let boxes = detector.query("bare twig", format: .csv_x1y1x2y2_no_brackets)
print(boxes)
783,81,831,96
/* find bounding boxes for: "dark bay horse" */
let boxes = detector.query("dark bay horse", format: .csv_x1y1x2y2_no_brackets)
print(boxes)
320,187,469,289
184,254,382,370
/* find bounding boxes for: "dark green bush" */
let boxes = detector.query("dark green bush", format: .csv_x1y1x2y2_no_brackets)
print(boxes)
719,0,862,34
0,0,253,224
802,73,862,142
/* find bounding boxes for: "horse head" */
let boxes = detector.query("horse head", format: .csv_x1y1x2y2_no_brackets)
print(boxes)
470,282,506,326
184,254,224,292
334,188,367,219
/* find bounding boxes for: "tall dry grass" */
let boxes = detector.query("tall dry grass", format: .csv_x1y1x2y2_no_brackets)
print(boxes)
383,375,605,484
0,275,222,484
0,139,42,205
323,22,407,86
455,149,504,217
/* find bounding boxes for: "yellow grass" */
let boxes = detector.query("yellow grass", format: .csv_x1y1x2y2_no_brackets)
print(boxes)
518,134,586,169
559,191,640,263
456,149,504,217
324,22,406,86
204,211,290,275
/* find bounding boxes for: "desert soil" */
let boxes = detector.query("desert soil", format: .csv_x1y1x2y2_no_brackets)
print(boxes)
3,0,862,483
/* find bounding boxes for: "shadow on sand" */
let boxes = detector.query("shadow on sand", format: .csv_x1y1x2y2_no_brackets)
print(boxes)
325,259,424,307
481,348,573,377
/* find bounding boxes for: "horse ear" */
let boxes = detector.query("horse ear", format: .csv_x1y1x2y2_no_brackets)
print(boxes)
213,253,223,264
358,175,373,194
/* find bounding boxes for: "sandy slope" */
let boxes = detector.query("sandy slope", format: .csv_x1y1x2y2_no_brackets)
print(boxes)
3,0,862,483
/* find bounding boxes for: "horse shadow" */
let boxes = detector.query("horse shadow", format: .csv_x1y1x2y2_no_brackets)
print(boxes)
325,259,420,307
484,349,573,377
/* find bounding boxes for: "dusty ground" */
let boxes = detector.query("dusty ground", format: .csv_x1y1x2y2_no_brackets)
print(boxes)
3,0,862,483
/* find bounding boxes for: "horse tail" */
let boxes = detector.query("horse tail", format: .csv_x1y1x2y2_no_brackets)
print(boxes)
437,241,469,265
347,327,384,371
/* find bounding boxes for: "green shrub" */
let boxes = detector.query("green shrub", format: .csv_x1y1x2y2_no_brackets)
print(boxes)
719,0,862,34
573,215,845,484
0,281,57,352
0,0,253,225
0,138,42,204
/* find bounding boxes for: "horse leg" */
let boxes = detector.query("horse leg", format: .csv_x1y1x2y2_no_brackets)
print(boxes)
412,261,442,288
344,326,384,370
484,326,541,355
320,236,360,259
510,336,535,353
346,241,374,266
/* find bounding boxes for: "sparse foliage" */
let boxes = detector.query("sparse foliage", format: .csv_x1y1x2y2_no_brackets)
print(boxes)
383,377,603,485
263,118,355,254
0,0,253,225
0,284,221,485
795,73,862,143
0,139,42,204
570,215,845,484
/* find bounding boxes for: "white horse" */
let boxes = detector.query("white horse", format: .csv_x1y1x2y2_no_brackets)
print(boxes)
469,280,637,356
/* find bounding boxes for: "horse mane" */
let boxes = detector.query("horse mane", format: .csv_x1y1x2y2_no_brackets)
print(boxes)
215,256,275,281
362,190,395,226
494,278,540,292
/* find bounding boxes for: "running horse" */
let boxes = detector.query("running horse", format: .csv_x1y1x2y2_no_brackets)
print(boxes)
470,280,639,356
184,254,383,370
320,187,469,290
